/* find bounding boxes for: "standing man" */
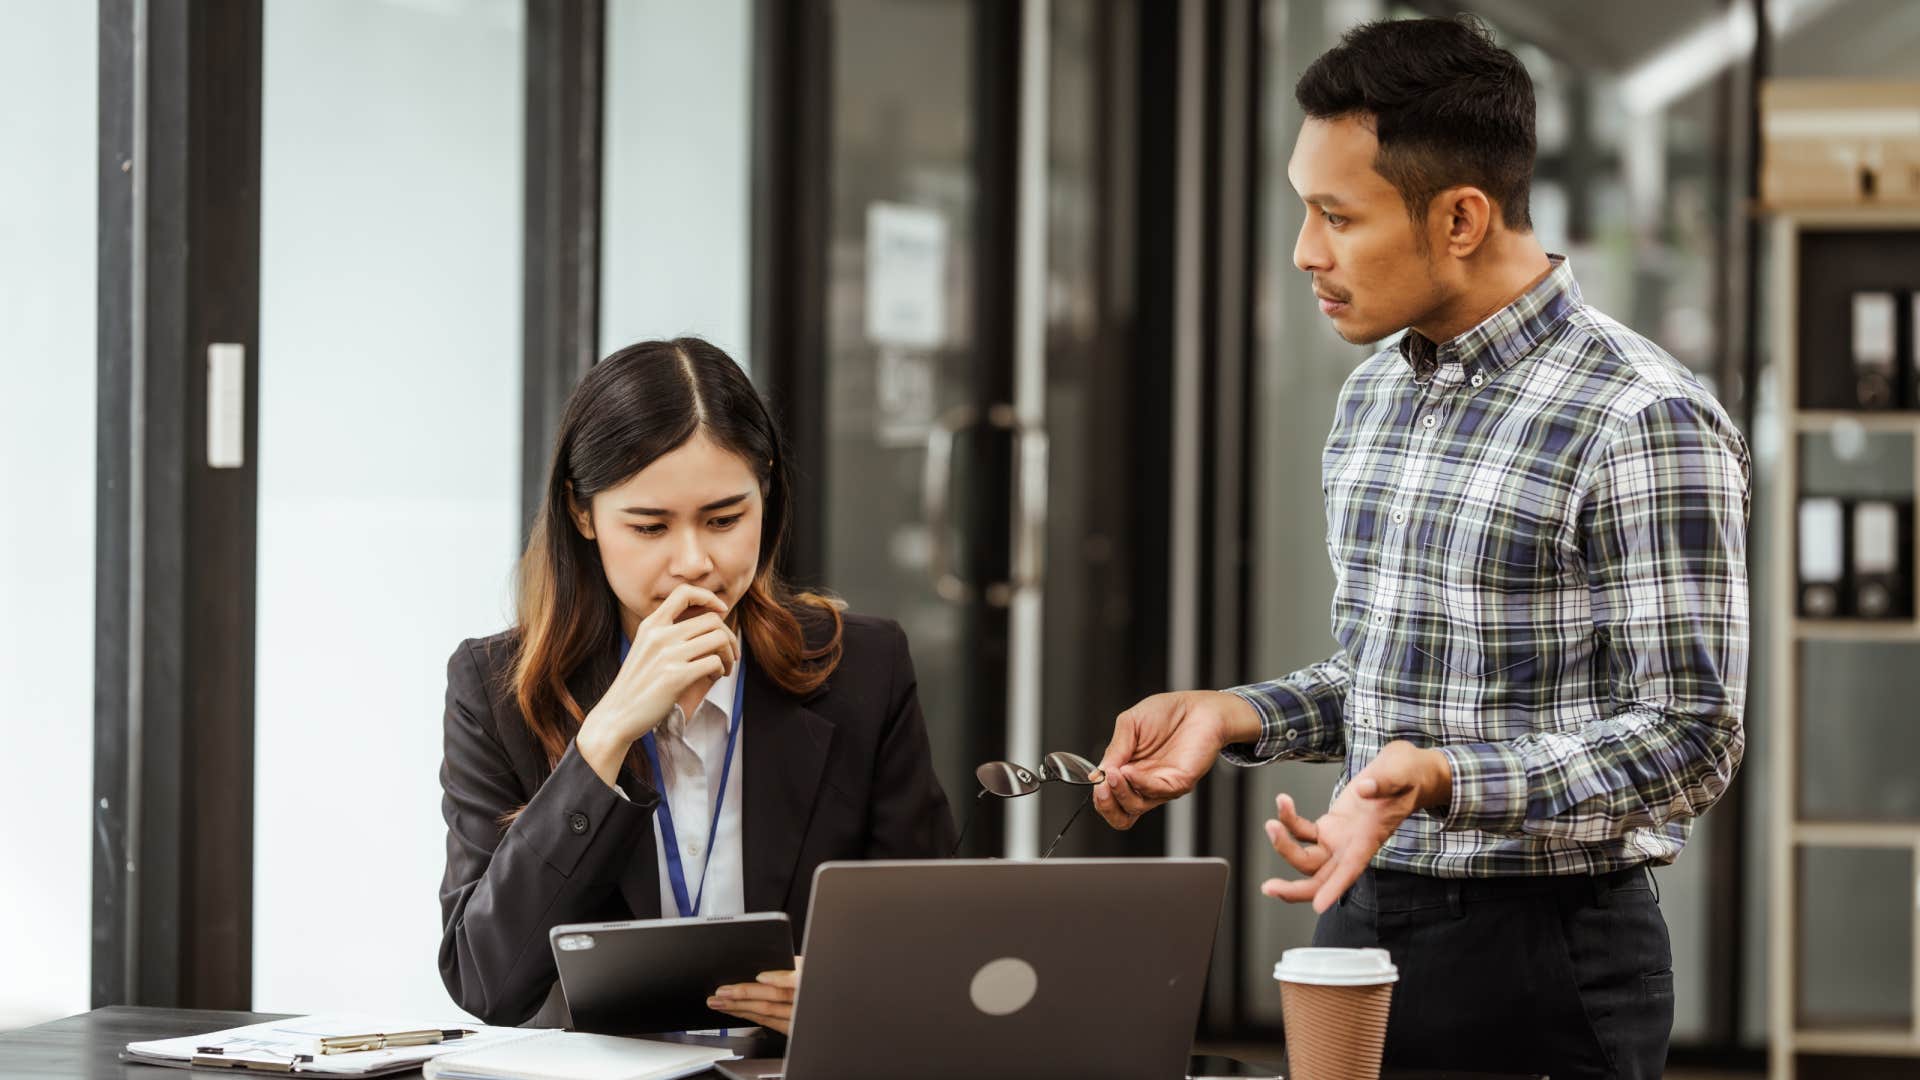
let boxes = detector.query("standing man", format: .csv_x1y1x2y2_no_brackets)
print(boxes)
1093,16,1748,1079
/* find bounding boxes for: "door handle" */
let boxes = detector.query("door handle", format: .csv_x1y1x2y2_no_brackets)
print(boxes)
922,404,975,603
923,402,1045,606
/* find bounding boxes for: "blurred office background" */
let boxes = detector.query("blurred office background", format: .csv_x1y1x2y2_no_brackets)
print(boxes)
4,1,1918,1075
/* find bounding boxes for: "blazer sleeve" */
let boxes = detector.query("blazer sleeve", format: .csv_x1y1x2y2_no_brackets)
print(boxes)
436,640,658,1025
861,623,959,858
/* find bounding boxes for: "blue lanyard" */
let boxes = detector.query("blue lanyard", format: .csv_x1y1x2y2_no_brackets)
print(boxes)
618,635,746,919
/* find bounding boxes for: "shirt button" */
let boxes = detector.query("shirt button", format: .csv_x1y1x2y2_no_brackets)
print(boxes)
687,840,703,857
1470,373,1485,388
1421,414,1438,429
1372,612,1386,625
1284,729,1298,741
1391,510,1406,525
568,812,589,835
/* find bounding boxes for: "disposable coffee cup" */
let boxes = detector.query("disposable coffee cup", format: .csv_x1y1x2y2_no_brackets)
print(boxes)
1274,947,1398,1080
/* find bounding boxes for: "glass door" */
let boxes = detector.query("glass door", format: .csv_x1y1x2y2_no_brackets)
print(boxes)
815,0,1014,853
780,0,1170,860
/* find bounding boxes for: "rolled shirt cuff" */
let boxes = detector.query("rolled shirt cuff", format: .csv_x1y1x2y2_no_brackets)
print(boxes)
1437,742,1530,836
1219,685,1309,765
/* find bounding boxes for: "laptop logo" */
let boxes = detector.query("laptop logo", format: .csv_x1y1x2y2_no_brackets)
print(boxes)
969,957,1038,1016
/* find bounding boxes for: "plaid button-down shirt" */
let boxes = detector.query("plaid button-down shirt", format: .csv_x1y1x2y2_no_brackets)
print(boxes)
1226,256,1750,878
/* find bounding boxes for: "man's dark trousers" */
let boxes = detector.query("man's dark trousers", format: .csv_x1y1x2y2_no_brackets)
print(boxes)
1311,864,1674,1078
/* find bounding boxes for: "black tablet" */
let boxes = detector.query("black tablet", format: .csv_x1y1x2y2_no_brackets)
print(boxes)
549,913,796,1036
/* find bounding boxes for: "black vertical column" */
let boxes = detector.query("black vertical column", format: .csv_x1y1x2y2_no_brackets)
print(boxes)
95,0,262,1009
1196,0,1264,1038
752,0,833,588
523,0,605,538
964,0,1023,858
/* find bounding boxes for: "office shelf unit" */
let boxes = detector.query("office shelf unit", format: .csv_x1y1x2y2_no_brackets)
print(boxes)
1766,208,1920,1079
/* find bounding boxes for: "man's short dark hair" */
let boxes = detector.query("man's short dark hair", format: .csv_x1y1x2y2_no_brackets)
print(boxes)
1296,15,1535,232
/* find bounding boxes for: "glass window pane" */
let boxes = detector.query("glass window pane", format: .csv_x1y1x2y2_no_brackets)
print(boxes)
253,0,524,1018
0,0,96,1030
821,0,981,817
1797,846,1913,1030
1799,643,1920,822
600,0,753,364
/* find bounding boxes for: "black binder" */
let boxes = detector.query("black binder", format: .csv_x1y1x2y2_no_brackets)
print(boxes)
1850,499,1913,620
1909,291,1920,409
1798,496,1847,618
1852,291,1898,409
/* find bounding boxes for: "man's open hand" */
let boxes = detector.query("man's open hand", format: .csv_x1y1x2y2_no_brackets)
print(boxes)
1259,740,1453,913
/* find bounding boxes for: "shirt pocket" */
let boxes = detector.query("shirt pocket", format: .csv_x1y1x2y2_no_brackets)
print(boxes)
1410,511,1555,680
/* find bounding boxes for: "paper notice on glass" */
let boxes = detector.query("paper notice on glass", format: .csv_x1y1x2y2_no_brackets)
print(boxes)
876,348,936,447
866,202,948,350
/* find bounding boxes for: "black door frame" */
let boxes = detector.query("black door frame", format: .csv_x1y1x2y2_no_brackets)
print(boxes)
750,0,833,591
521,0,605,538
94,0,263,1010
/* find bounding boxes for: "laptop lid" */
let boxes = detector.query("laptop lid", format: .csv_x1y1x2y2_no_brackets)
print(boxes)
780,858,1230,1080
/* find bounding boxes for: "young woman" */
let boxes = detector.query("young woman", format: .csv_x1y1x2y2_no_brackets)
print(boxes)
437,338,956,1032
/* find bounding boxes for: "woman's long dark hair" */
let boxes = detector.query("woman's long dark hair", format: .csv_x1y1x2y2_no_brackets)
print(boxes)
511,338,844,775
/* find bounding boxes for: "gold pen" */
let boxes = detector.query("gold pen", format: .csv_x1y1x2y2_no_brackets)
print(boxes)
189,1052,313,1072
318,1028,475,1054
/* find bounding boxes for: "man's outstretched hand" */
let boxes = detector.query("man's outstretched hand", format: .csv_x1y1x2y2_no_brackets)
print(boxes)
1093,691,1263,829
1260,740,1453,913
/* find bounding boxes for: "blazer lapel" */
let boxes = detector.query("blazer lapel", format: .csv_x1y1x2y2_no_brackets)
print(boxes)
741,663,835,915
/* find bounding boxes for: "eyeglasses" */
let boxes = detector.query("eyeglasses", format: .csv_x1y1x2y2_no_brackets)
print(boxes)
950,751,1103,859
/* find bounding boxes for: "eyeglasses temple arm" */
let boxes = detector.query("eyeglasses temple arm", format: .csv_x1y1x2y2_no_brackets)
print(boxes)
1040,792,1093,859
948,789,989,858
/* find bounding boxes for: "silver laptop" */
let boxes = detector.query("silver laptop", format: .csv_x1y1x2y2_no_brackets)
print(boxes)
719,858,1230,1080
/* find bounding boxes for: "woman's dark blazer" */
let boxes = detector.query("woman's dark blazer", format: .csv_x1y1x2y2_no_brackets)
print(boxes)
437,612,957,1027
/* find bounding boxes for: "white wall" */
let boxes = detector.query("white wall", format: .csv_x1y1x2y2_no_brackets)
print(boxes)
600,0,753,369
0,0,97,1031
253,0,524,1018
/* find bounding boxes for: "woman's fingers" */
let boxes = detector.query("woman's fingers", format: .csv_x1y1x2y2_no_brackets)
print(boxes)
655,610,727,650
675,627,739,675
710,978,795,1032
713,981,793,1003
710,1001,790,1021
644,583,726,630
708,1001,792,1035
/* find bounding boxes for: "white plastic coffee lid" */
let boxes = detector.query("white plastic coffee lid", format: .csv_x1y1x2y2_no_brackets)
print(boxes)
1273,947,1399,986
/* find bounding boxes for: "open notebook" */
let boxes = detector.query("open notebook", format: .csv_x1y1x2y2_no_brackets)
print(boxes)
423,1031,737,1080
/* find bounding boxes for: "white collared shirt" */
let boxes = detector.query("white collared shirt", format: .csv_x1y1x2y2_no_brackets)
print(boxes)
647,664,746,919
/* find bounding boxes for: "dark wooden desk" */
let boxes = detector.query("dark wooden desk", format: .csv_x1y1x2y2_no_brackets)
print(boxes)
0,1007,1542,1079
0,1007,293,1079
